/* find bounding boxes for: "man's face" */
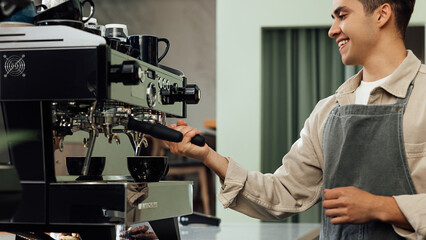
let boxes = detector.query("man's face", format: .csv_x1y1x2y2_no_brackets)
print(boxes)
329,0,377,65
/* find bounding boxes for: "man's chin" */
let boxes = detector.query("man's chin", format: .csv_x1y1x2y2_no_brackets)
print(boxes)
341,56,360,66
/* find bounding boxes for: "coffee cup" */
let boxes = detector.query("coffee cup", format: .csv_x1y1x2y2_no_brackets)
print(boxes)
119,43,131,55
66,156,106,176
36,0,95,23
105,24,128,42
128,35,170,66
127,156,168,182
105,37,121,50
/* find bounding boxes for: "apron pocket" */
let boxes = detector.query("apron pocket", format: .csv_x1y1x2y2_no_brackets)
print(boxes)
405,142,426,158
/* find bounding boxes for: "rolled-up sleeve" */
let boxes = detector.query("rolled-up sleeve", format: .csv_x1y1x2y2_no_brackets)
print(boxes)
393,194,426,239
218,157,248,208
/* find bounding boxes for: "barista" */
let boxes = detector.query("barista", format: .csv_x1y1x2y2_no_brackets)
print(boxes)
166,0,426,239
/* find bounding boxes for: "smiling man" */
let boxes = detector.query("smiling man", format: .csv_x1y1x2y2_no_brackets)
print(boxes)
166,0,426,239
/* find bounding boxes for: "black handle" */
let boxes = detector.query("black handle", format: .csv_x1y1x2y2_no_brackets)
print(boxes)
127,117,205,146
127,117,183,142
191,135,205,147
158,38,170,63
81,0,95,23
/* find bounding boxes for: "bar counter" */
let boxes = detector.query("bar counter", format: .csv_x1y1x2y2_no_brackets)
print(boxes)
1,222,320,240
180,222,321,240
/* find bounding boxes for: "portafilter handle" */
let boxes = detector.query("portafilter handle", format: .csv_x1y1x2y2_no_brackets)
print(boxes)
126,117,205,146
191,135,205,147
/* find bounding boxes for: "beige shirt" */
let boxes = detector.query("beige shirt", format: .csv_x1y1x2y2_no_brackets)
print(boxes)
218,50,426,239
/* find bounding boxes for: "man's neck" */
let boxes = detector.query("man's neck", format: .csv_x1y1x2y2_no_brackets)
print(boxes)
361,39,407,82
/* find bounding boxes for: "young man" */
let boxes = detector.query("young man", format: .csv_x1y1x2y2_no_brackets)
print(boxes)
167,0,426,238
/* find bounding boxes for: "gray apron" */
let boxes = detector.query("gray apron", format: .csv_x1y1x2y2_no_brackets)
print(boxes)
321,78,417,239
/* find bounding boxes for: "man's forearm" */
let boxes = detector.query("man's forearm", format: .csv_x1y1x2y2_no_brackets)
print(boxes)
201,147,229,181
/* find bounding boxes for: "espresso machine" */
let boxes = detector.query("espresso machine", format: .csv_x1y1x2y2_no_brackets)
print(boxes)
0,25,203,239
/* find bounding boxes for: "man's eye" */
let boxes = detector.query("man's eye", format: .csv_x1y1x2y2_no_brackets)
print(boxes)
339,14,347,19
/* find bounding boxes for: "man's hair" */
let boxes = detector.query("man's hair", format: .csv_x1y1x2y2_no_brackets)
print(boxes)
357,0,416,38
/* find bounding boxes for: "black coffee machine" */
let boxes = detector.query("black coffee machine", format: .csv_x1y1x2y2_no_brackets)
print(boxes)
0,25,203,239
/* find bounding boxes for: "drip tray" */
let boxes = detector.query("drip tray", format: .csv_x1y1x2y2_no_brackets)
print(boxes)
56,175,134,182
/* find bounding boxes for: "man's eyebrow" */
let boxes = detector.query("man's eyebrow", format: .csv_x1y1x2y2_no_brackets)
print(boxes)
331,6,347,19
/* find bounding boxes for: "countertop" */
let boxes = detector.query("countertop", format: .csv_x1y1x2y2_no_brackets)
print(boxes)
180,222,321,240
0,223,321,240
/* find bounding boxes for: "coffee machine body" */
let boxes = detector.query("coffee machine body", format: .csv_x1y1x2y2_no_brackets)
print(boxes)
0,26,199,239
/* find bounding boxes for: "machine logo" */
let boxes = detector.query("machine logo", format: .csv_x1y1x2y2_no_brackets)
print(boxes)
138,202,158,210
3,54,26,78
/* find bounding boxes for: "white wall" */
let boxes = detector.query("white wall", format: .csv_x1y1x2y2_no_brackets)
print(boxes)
216,0,426,222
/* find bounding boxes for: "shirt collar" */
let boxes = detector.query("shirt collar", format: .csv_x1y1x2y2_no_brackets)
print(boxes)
335,50,422,104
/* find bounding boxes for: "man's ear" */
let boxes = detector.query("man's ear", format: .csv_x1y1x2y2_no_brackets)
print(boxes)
376,3,392,28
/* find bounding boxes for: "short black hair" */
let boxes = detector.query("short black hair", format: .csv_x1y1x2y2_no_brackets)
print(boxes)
357,0,416,38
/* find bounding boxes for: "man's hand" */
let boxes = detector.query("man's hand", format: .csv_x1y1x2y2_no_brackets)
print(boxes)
323,186,380,224
165,120,229,180
166,120,210,161
323,186,413,230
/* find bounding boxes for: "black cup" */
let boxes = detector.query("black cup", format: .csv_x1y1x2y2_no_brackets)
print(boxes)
66,156,106,176
128,35,170,66
105,37,121,50
119,43,131,55
127,156,168,182
34,0,95,23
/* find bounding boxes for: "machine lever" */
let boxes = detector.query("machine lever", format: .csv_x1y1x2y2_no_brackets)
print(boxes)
127,117,183,142
127,117,205,146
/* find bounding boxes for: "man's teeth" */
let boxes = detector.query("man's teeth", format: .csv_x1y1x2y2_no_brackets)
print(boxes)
338,40,349,48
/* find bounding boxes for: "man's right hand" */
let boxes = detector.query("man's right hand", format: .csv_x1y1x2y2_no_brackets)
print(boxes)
166,120,229,181
166,120,211,161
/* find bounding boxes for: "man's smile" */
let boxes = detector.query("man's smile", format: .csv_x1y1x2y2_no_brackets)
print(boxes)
337,39,350,51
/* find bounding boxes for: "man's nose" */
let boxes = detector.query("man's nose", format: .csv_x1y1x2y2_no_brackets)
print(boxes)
328,21,340,38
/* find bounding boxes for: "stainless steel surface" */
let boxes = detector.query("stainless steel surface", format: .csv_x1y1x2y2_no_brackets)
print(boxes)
56,175,134,182
49,181,193,226
180,223,321,240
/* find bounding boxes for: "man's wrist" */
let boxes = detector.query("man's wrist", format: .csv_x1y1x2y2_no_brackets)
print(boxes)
373,196,392,222
374,196,413,230
200,146,214,164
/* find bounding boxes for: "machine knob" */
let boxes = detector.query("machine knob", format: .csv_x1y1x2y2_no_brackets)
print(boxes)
161,84,201,105
109,61,142,85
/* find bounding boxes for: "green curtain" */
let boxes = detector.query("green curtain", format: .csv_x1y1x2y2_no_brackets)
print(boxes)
261,28,362,223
